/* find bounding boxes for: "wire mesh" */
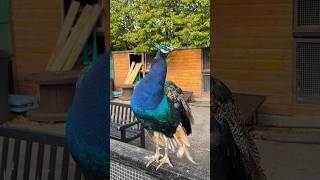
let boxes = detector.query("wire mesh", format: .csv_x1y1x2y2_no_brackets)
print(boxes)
296,42,320,101
110,160,157,180
297,0,320,26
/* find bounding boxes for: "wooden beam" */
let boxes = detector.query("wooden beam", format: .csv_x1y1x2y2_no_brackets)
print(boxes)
47,5,93,72
124,62,135,83
128,63,142,84
46,1,80,71
62,5,102,71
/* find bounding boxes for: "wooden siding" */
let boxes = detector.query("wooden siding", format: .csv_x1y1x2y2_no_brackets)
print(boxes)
213,0,320,116
112,48,208,98
112,52,129,90
167,49,203,97
12,0,61,94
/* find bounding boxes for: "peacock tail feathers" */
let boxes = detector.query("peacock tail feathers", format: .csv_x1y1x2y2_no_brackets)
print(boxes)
146,125,197,164
164,80,194,134
212,77,266,180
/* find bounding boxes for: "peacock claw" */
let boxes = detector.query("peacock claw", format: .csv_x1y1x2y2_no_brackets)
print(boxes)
156,156,173,170
145,154,162,167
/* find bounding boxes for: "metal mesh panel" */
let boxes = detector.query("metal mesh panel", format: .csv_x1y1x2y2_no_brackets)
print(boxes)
202,74,210,93
296,42,320,101
297,0,320,26
202,47,210,71
110,160,157,180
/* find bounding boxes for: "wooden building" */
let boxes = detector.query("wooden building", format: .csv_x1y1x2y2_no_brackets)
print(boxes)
213,0,320,126
11,1,62,94
112,47,210,98
9,0,107,95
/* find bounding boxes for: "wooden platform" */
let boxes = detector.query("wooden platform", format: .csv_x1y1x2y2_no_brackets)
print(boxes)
233,93,266,126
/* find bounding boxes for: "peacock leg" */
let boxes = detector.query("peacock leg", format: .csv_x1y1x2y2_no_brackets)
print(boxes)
156,136,173,170
145,132,162,167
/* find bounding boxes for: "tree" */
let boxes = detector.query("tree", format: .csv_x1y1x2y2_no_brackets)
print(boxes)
110,0,210,52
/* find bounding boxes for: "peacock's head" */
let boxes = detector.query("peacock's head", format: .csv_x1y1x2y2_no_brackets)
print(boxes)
155,44,175,54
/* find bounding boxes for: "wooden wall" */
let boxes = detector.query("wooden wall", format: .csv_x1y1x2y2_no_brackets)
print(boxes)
12,0,61,94
112,48,208,98
112,52,130,89
213,0,320,116
167,48,204,97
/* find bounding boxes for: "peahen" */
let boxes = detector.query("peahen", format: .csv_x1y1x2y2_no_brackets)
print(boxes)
66,53,109,179
211,77,266,180
131,44,196,170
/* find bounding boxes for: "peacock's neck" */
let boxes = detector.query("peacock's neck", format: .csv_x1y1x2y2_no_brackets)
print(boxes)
131,51,167,109
147,52,167,85
66,53,108,149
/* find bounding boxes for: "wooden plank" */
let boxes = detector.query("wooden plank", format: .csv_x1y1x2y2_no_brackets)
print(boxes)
35,143,45,180
74,165,82,180
62,5,102,71
0,137,9,180
126,64,139,84
215,48,292,61
46,1,80,71
48,145,57,180
215,0,292,5
215,16,291,27
215,37,292,49
215,26,291,38
61,148,70,180
215,4,291,17
124,62,136,84
48,5,93,71
128,63,142,84
23,141,32,180
11,139,21,180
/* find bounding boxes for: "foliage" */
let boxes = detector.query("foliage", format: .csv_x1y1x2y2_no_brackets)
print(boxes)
110,0,210,52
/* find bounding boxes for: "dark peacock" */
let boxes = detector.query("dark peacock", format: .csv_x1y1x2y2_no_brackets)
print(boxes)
66,53,109,179
131,44,196,170
211,77,266,180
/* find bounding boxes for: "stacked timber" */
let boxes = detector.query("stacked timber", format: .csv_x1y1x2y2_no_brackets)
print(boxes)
118,62,143,100
124,62,143,85
46,2,102,72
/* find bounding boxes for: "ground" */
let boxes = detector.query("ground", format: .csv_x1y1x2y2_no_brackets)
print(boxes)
3,100,320,179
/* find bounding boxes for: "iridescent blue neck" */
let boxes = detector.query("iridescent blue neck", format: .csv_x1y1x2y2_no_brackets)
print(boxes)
147,52,167,85
130,50,167,109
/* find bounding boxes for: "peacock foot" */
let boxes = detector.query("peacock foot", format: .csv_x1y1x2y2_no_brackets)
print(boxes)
156,155,173,170
145,153,162,167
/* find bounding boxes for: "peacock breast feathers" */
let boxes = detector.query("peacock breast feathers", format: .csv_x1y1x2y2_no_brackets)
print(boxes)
132,80,193,137
66,53,109,179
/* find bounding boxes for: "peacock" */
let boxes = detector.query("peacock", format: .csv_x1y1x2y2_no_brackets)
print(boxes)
211,77,266,180
130,44,196,170
66,53,109,179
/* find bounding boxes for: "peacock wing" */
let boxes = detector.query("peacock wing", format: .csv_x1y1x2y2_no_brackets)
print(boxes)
164,80,193,135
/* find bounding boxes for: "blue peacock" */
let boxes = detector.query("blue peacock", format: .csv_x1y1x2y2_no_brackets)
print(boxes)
66,53,109,179
131,44,196,169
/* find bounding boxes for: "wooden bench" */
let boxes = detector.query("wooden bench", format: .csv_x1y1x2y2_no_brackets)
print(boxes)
110,102,145,148
0,126,85,180
233,93,266,126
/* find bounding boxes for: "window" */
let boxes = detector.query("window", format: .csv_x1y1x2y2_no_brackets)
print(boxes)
294,0,320,37
202,47,210,93
294,0,320,103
